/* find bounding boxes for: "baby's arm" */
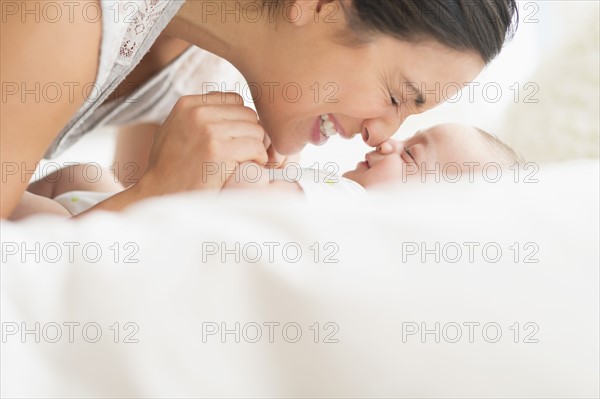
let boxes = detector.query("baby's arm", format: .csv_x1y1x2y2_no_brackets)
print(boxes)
222,162,303,194
12,164,124,219
28,164,123,199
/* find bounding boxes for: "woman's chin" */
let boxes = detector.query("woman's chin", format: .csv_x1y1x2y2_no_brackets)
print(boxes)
268,136,305,157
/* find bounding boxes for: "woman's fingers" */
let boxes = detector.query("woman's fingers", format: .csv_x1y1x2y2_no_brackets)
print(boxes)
180,103,259,124
211,120,266,140
140,92,270,193
171,93,251,116
225,136,270,165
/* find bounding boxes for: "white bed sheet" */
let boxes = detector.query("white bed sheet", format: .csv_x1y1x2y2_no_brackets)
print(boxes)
2,160,599,397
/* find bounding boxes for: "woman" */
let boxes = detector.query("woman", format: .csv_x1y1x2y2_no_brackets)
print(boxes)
1,0,518,219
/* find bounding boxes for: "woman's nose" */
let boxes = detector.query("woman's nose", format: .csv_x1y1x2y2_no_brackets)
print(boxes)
377,139,404,155
361,114,403,147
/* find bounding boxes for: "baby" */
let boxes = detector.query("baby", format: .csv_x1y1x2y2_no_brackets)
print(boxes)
31,123,521,215
223,123,521,197
343,122,520,188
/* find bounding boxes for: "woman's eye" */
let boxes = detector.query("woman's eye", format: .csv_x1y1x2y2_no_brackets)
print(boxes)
390,95,400,108
405,147,415,161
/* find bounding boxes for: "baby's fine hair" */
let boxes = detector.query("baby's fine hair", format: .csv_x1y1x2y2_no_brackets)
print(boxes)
476,128,524,165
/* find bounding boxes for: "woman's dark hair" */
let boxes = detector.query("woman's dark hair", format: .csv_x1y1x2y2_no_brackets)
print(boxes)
263,0,519,64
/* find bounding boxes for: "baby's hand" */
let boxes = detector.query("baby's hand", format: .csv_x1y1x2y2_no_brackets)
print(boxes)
223,162,272,190
221,162,303,195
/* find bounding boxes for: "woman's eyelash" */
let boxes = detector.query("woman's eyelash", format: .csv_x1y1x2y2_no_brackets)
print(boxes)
405,147,415,160
391,93,424,109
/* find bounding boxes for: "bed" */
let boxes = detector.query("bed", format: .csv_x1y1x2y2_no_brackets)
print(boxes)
2,1,599,397
2,159,599,397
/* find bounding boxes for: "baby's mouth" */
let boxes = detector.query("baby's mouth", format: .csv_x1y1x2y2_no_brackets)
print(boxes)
320,114,339,138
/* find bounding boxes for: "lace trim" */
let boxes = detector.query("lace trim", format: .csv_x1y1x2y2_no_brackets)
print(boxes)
117,0,171,65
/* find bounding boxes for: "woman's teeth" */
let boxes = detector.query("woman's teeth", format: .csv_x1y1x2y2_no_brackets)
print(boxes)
320,114,339,138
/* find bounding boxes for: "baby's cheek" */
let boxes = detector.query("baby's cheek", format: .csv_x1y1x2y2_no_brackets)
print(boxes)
371,160,405,185
391,165,411,183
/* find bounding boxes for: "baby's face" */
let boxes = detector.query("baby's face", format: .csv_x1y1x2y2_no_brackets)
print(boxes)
343,123,496,188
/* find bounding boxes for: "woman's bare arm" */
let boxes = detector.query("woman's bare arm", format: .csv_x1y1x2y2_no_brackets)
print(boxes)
2,1,269,219
1,0,102,218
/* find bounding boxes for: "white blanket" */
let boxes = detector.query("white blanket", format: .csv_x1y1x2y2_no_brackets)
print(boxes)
2,160,598,397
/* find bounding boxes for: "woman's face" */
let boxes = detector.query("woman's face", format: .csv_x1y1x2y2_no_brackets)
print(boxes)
245,7,484,155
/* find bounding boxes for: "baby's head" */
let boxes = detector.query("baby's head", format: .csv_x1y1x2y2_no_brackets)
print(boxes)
343,123,521,188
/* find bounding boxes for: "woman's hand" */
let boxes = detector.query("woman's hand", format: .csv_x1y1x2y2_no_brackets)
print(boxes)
138,92,269,194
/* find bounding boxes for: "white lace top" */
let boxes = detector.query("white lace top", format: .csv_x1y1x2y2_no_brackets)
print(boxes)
44,0,187,158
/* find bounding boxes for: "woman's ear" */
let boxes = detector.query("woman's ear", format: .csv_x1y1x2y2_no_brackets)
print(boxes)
286,0,340,27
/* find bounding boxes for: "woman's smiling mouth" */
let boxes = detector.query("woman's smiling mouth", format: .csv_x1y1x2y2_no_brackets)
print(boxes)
320,114,339,138
310,114,358,146
320,114,356,140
